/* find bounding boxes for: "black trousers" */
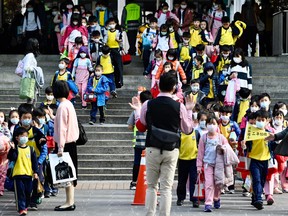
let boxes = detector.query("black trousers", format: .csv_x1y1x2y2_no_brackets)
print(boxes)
242,26,257,56
127,29,138,55
110,48,123,88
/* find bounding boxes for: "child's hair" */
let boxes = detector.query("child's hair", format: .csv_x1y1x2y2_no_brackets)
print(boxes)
154,49,163,58
273,110,284,118
197,111,208,121
18,103,34,118
102,45,110,55
149,17,157,23
200,20,209,30
12,127,28,145
206,115,218,125
45,86,53,94
233,12,242,22
165,18,174,28
139,90,153,104
273,101,287,115
255,109,270,119
221,45,230,52
220,105,233,114
221,16,230,23
247,112,256,121
95,64,103,71
107,17,117,24
163,61,173,69
88,15,97,23
59,57,70,65
193,103,203,112
8,110,19,129
250,95,260,106
92,30,101,37
190,79,200,85
166,48,177,60
182,31,191,38
160,24,168,32
195,44,205,51
75,36,83,44
193,17,201,22
194,55,204,64
239,88,251,99
259,92,271,101
32,107,46,118
208,101,221,112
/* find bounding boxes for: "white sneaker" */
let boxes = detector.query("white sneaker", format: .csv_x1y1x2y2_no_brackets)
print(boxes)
242,191,250,197
274,188,283,194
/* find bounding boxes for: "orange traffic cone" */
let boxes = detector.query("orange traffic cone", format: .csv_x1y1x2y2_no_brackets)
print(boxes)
132,150,147,205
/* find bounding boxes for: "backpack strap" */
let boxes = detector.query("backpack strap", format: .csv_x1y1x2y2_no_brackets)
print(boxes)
146,27,150,36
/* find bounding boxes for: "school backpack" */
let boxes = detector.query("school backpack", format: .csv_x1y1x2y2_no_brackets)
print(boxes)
76,122,88,146
142,28,159,49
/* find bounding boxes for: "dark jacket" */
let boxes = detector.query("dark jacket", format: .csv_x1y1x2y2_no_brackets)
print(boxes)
200,62,219,98
184,89,206,105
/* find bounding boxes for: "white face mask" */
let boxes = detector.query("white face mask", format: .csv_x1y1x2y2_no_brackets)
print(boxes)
95,72,102,77
0,117,4,124
67,5,73,9
183,39,190,44
80,53,86,58
73,21,78,26
222,69,229,76
222,53,229,58
221,115,230,122
162,9,168,13
93,38,100,43
207,124,217,133
250,106,259,113
274,119,283,126
82,23,87,26
233,57,242,63
109,24,116,29
260,101,269,109
46,95,54,101
199,120,206,129
167,56,174,61
256,121,265,129
279,109,287,116
169,27,174,32
58,63,65,70
10,118,19,125
52,11,58,16
192,112,198,119
181,4,187,9
191,86,199,93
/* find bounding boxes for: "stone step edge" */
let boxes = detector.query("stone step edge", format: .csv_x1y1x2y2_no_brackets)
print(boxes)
78,159,132,161
79,167,131,170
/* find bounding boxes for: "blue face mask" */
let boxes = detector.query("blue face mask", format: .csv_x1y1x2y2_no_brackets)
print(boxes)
22,119,31,126
260,101,269,109
256,121,265,129
19,136,28,145
38,118,46,126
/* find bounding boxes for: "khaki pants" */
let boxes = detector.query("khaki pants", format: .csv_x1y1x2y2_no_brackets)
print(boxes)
145,147,179,216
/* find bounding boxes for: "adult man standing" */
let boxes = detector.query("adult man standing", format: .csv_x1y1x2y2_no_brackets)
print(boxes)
130,71,195,216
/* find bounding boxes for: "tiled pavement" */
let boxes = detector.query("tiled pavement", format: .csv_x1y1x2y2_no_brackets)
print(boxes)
1,181,288,216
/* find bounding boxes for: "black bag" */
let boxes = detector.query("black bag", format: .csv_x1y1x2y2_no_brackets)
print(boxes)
76,122,88,146
150,125,180,151
55,161,74,180
274,134,288,156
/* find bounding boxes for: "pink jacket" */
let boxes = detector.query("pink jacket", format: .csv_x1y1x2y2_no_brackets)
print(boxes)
54,99,79,153
0,136,10,164
224,78,240,106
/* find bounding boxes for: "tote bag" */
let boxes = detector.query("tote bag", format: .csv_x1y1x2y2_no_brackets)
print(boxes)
19,71,35,99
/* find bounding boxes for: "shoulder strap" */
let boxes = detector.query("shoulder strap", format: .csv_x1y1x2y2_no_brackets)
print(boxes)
146,28,150,35
145,100,153,129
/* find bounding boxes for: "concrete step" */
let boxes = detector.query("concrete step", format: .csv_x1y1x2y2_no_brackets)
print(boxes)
78,146,133,154
77,153,133,160
78,140,132,147
77,174,131,181
78,167,132,175
85,132,133,140
78,159,133,168
82,124,130,132
77,115,128,124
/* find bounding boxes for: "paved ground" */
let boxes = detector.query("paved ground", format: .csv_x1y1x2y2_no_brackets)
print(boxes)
1,181,288,216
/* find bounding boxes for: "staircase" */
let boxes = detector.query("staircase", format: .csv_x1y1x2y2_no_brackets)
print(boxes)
0,55,287,181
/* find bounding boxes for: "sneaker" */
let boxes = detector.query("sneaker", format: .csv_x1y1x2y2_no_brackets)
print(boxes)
274,188,283,194
30,203,38,211
89,121,94,125
221,189,225,194
51,190,58,196
82,106,87,110
266,195,274,205
130,182,136,190
204,205,212,212
228,190,235,194
192,201,199,208
111,91,118,98
253,201,264,210
176,199,184,206
100,122,104,125
214,199,221,209
44,191,51,198
19,209,27,216
242,191,250,197
283,188,288,193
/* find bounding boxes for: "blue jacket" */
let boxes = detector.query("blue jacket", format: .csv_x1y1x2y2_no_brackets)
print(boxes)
200,62,219,98
87,75,109,107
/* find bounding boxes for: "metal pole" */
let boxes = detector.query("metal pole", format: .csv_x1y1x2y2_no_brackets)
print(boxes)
118,0,126,25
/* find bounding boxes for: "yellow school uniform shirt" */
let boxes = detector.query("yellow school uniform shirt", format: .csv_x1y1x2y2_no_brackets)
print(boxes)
219,27,234,46
107,31,120,48
207,78,214,99
100,56,114,74
237,99,250,123
179,130,198,160
219,123,231,140
248,139,270,161
189,28,202,47
93,78,100,89
12,146,33,177
99,11,105,26
169,32,178,49
192,66,203,79
27,127,40,158
179,45,191,62
191,93,198,103
217,58,231,73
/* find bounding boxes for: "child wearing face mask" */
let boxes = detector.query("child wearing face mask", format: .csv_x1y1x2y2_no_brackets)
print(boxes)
233,88,251,124
197,115,233,212
184,79,206,105
0,112,12,139
8,110,20,136
214,45,232,73
89,30,104,63
143,49,163,88
195,111,209,137
66,36,86,66
200,62,219,107
14,107,47,210
0,132,10,196
179,32,192,80
87,65,109,125
72,46,93,109
8,127,38,215
242,109,276,210
40,86,59,110
189,18,206,53
153,24,170,60
200,20,215,58
192,104,203,128
273,101,288,127
88,16,102,41
166,19,181,50
192,55,204,79
155,2,179,27
259,93,272,118
62,1,74,28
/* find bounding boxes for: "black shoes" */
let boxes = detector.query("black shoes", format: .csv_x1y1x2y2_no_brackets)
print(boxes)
54,204,76,211
176,200,184,206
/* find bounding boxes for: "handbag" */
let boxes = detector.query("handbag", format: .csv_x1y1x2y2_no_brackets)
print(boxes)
46,136,55,148
37,178,44,193
19,71,35,99
15,60,24,77
121,51,132,65
76,122,88,146
236,156,251,171
193,173,205,200
83,92,97,103
150,83,160,98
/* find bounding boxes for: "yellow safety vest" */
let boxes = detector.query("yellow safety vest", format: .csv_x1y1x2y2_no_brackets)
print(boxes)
219,27,234,46
13,146,33,177
125,3,141,24
179,130,198,160
107,31,119,48
189,28,202,47
100,56,114,74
